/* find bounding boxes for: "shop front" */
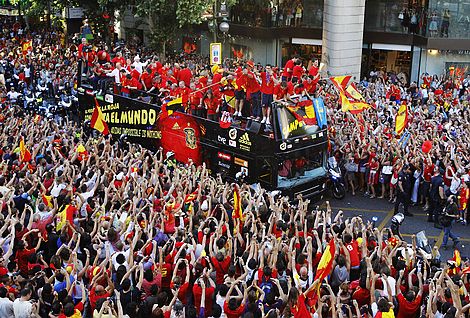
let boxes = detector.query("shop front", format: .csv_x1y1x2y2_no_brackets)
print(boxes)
281,38,322,67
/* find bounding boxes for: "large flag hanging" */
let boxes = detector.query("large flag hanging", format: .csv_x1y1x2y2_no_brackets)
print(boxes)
313,97,328,128
19,137,32,162
233,185,245,221
90,99,109,135
395,103,408,135
287,99,317,125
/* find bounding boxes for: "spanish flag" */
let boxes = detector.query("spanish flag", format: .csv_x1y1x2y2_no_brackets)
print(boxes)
76,144,89,162
453,249,461,267
330,75,351,92
22,40,32,54
90,98,109,135
19,137,32,162
314,239,336,281
340,91,370,114
42,194,53,208
395,103,408,135
345,83,365,101
233,185,244,221
56,205,75,232
461,267,470,275
287,99,317,125
184,189,198,203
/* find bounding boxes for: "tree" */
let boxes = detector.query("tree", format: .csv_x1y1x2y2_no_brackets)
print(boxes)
135,0,237,53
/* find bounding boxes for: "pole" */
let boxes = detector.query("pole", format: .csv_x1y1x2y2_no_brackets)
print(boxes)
213,0,217,43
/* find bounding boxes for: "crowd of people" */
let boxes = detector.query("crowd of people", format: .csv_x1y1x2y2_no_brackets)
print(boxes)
0,15,469,318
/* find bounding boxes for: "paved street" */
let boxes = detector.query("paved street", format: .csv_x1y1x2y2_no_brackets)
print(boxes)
320,194,470,261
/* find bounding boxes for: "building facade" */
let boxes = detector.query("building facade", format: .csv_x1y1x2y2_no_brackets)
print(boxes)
116,0,470,81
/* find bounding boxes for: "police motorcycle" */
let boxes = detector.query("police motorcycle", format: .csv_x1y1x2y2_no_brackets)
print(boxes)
326,156,346,199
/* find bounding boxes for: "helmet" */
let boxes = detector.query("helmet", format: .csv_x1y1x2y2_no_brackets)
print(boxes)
391,213,405,225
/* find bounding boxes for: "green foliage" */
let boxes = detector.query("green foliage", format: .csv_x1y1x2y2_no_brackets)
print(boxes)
135,0,237,51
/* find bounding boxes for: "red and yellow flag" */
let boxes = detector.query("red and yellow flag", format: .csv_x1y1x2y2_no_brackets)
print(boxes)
314,239,336,281
330,76,351,93
42,194,53,208
184,189,198,203
345,83,365,101
340,91,370,114
233,185,244,221
19,137,32,162
90,98,109,135
395,103,408,135
287,99,317,125
22,40,32,54
453,249,461,267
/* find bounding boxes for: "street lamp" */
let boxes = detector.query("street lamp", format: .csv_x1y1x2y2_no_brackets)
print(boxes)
219,20,229,33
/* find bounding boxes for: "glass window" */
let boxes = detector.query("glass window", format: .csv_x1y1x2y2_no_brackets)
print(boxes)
230,0,323,28
278,150,326,188
365,0,428,36
427,0,470,38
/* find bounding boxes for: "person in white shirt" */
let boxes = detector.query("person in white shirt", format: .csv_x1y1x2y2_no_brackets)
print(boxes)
0,286,14,318
132,56,148,74
106,62,126,84
13,287,37,318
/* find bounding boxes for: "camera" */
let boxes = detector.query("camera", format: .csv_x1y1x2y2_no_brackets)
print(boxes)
83,45,92,53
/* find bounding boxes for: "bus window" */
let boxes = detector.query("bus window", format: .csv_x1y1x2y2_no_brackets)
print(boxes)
257,158,274,186
277,150,326,188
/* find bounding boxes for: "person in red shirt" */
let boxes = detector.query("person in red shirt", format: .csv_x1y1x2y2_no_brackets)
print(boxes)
291,59,304,82
233,66,247,117
111,51,125,67
88,272,114,312
140,67,154,91
193,275,215,317
343,232,361,280
97,50,110,65
121,74,139,98
260,64,276,125
274,81,294,101
282,57,298,81
245,62,262,120
203,89,220,121
174,81,191,109
308,59,320,77
177,64,192,87
15,236,42,276
189,82,203,117
224,279,248,318
396,270,423,318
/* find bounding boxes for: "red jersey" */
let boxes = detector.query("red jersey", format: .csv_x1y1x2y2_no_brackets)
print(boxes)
292,64,304,79
345,240,360,267
260,71,276,95
178,68,192,87
204,97,220,115
111,56,125,66
282,59,295,78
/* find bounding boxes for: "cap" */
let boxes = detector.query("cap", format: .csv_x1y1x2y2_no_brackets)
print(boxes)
246,60,254,68
166,151,175,159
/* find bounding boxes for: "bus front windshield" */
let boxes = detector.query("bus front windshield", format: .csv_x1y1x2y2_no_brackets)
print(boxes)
278,150,326,188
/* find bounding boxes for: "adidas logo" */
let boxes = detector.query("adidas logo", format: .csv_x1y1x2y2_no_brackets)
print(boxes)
172,122,180,130
239,133,251,145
